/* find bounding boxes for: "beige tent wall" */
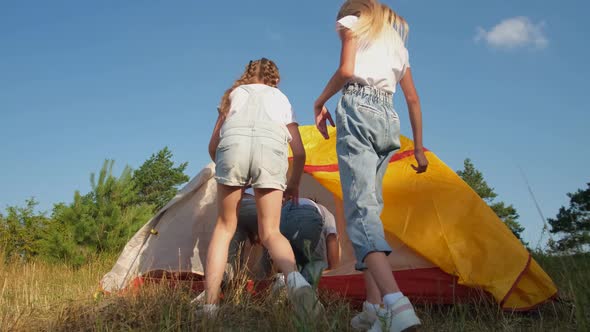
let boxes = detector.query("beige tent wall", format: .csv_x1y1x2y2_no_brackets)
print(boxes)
101,164,434,292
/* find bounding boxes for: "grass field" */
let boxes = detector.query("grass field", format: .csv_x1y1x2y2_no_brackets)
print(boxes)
1,252,588,331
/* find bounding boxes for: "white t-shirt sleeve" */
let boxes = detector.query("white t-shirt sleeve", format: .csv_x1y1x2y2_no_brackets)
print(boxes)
336,15,359,30
227,87,248,117
401,47,411,78
275,90,297,125
318,205,337,236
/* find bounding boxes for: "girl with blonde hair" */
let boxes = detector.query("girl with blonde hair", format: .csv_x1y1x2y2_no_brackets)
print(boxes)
205,58,323,319
314,1,427,331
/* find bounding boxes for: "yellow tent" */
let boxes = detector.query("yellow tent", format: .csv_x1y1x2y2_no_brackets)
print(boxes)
101,125,556,311
296,125,557,310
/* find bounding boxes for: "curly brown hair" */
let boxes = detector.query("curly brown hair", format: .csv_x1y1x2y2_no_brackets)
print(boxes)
218,58,280,116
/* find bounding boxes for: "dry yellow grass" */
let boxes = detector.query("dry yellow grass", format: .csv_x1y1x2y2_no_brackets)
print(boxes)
0,255,113,331
1,253,587,331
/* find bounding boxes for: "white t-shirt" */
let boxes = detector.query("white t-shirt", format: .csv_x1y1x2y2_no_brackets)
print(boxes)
337,15,411,94
297,198,338,264
226,84,297,137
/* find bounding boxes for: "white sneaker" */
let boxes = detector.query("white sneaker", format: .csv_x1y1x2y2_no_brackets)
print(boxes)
195,303,219,319
271,273,286,295
351,301,380,330
290,284,325,320
368,297,420,332
190,290,206,305
287,272,325,320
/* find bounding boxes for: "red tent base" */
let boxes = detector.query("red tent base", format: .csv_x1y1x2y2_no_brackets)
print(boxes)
126,267,488,306
319,268,487,306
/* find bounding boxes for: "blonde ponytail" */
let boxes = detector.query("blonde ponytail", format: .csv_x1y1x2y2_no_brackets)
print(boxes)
337,0,409,46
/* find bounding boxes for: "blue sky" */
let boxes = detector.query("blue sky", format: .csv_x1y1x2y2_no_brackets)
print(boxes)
1,0,588,247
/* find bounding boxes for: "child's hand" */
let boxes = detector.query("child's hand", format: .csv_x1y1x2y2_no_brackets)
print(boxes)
314,103,335,140
412,149,429,173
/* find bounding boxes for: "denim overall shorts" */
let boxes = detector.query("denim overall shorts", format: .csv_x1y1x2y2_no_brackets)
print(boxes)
214,85,290,191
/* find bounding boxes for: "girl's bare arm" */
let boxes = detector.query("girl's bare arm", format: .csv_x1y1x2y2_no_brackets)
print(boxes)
314,29,357,139
285,123,306,204
399,68,428,173
208,112,225,161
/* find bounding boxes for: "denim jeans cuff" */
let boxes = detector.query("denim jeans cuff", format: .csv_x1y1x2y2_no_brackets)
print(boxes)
354,247,393,271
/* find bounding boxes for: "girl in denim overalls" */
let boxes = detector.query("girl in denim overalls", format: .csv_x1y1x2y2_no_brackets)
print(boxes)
314,1,428,331
205,58,323,319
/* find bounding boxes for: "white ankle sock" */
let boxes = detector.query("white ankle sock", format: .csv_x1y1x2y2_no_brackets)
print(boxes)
363,301,380,313
383,292,404,307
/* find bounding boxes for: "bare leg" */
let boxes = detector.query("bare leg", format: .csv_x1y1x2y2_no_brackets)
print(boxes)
364,252,401,297
365,253,420,330
204,184,243,304
364,270,383,305
351,270,383,330
254,188,297,277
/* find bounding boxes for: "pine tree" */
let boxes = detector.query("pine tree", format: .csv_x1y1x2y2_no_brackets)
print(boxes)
37,203,81,264
0,198,48,262
132,147,189,210
548,183,590,253
8,148,189,266
457,159,526,243
40,160,154,266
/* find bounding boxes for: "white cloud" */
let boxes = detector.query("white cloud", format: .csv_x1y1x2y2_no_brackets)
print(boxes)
475,17,548,50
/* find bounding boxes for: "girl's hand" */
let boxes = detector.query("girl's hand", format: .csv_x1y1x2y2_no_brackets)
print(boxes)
412,149,429,173
284,184,299,205
314,103,335,140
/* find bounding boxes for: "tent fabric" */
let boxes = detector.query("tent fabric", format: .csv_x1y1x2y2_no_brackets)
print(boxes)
294,126,556,310
101,125,557,310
